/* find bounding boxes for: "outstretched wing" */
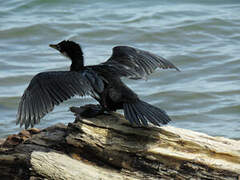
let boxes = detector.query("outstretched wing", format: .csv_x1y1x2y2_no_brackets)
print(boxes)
16,70,104,129
102,46,180,79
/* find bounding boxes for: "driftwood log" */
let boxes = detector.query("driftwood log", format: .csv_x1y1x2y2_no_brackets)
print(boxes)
0,112,239,180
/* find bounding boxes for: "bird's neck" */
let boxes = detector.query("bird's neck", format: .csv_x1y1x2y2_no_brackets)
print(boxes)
70,53,84,71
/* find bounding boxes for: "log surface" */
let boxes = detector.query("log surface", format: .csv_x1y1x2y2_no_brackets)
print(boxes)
0,112,239,180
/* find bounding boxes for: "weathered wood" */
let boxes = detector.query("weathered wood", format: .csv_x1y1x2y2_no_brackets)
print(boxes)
0,112,239,180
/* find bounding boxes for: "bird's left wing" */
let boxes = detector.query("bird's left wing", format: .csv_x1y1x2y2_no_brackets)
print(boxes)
16,70,104,129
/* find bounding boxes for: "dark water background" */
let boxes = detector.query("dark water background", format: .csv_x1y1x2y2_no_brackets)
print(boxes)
0,0,240,139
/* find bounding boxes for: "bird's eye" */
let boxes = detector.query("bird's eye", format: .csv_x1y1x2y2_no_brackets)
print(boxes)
57,45,62,51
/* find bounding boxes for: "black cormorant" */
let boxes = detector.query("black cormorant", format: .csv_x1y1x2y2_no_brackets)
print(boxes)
16,40,180,129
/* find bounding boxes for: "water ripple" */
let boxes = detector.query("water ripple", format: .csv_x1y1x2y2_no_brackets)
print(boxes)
0,0,240,139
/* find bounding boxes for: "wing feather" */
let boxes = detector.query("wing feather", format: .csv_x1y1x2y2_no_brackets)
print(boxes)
16,70,102,129
102,46,180,79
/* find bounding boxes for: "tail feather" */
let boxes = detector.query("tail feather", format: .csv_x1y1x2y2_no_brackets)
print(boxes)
123,104,136,125
140,101,170,125
123,100,171,127
131,103,148,126
126,104,141,126
134,102,159,126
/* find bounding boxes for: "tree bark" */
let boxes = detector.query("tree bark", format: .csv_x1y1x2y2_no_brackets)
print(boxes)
0,112,239,180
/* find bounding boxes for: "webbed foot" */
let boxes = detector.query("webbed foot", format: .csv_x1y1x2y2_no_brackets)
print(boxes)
70,104,109,118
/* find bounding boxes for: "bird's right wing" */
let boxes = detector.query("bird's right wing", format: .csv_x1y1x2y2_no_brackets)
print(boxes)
16,70,105,129
101,46,180,79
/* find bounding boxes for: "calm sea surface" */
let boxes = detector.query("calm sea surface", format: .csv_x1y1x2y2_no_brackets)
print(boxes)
0,0,240,139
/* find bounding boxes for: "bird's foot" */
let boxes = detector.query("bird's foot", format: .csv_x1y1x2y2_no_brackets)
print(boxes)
70,104,109,118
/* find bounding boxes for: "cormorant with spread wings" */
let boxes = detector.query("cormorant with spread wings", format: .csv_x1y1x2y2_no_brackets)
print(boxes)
16,40,180,129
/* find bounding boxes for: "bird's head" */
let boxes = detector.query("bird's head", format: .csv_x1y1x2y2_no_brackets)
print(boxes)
49,40,83,61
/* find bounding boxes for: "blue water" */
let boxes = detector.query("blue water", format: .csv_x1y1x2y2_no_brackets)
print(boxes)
0,0,240,139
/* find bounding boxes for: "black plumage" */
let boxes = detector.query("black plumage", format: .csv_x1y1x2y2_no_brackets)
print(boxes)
16,40,180,129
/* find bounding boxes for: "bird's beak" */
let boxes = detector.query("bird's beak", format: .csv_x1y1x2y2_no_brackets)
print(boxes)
49,44,58,50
